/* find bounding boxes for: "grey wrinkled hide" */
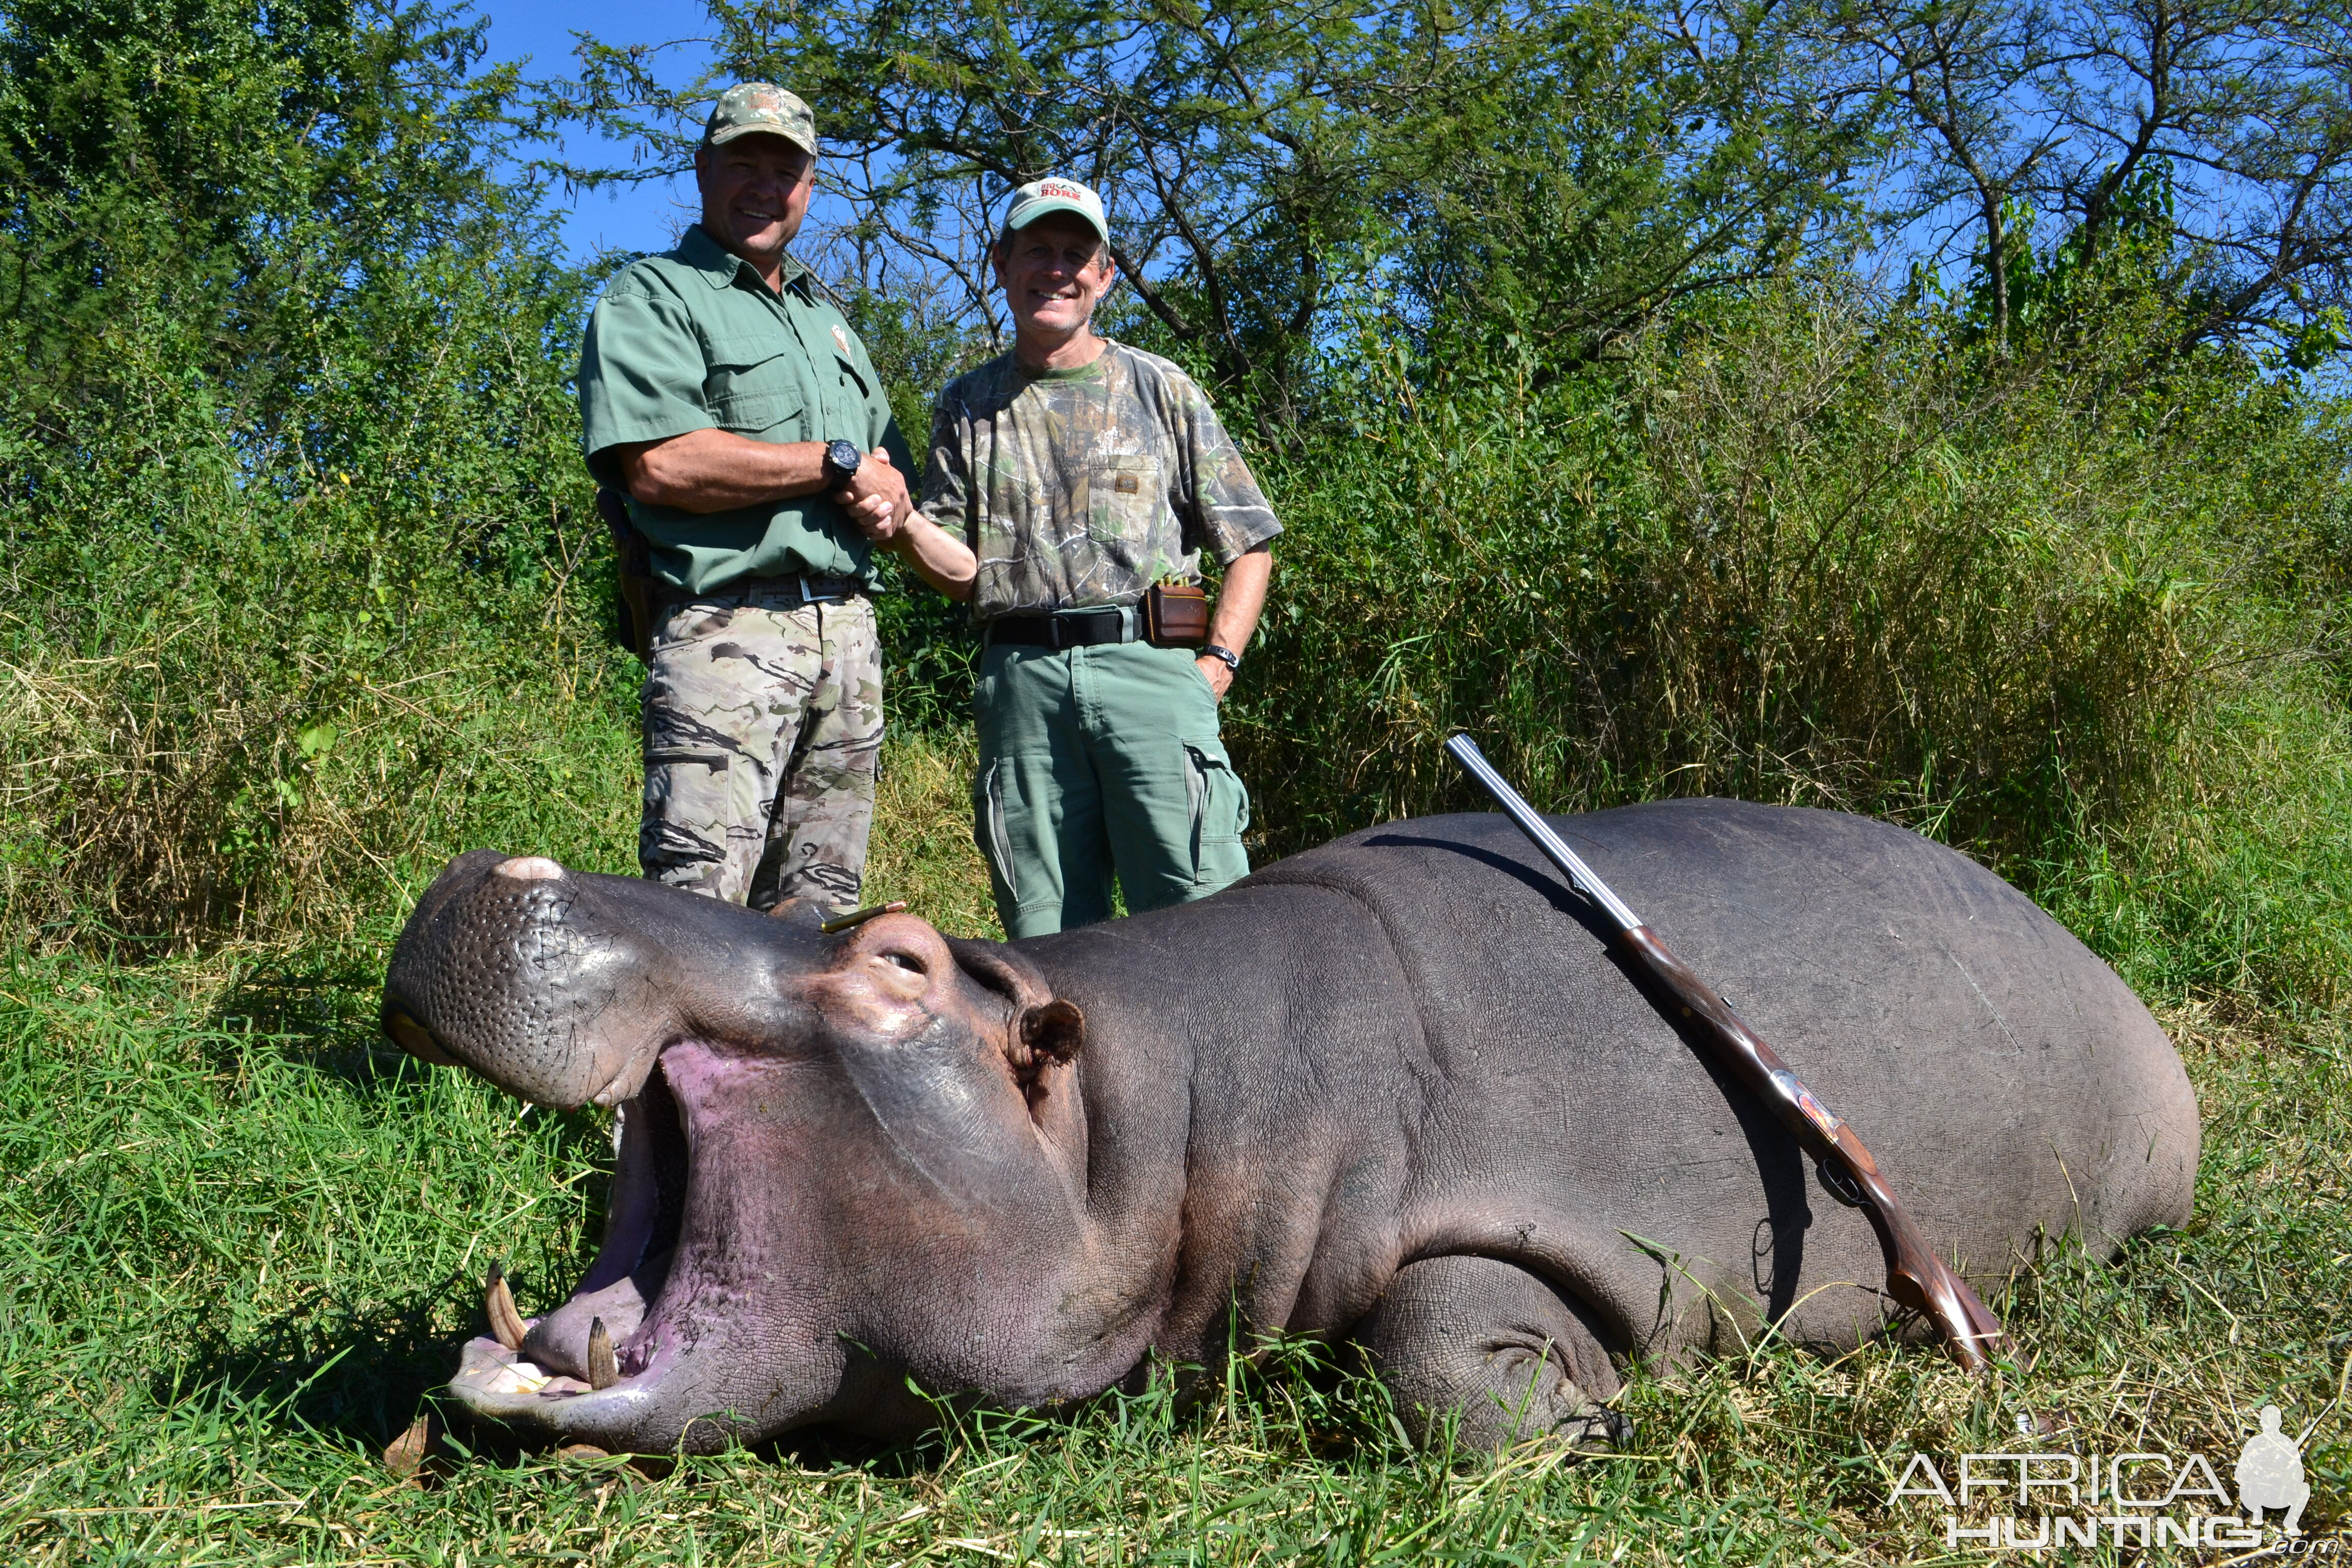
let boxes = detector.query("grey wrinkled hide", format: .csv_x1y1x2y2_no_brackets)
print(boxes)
384,801,2197,1455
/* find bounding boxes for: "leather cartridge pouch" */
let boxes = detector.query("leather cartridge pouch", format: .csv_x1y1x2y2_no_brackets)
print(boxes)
1144,581,1210,648
596,487,658,662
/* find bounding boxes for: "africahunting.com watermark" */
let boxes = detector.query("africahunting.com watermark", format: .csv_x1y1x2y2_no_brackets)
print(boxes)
1889,1406,2339,1553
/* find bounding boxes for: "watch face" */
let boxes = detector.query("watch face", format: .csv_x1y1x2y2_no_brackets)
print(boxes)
826,439,862,475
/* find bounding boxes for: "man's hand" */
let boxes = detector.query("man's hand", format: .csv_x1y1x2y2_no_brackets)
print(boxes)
841,472,981,602
835,449,910,543
1192,545,1272,703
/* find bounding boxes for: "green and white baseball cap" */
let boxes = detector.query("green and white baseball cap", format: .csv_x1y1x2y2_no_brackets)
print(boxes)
701,83,817,155
1003,176,1109,242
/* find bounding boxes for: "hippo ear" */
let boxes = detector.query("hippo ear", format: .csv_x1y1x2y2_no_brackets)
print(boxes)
944,937,1086,1075
1019,999,1085,1066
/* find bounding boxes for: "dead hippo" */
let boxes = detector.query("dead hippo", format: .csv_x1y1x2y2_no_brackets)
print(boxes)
381,799,2198,1455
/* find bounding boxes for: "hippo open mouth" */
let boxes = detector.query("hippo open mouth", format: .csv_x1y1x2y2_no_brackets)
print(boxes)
447,1052,693,1425
382,849,1110,1454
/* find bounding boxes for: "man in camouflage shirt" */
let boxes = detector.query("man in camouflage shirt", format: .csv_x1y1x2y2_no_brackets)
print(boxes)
577,84,928,913
882,177,1280,937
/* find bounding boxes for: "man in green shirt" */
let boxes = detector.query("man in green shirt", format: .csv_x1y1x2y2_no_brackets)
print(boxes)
876,177,1280,938
578,83,919,913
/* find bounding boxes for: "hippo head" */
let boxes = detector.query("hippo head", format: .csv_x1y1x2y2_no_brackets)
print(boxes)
381,851,1114,1454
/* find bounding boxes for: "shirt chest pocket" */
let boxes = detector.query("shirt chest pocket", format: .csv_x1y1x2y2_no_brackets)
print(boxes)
834,349,873,403
703,333,807,437
1087,455,1163,545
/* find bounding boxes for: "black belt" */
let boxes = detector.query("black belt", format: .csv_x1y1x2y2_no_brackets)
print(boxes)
987,606,1139,650
658,574,863,617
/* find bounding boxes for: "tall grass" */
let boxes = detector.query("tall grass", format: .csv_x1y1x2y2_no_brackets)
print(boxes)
0,229,632,951
1240,286,2346,912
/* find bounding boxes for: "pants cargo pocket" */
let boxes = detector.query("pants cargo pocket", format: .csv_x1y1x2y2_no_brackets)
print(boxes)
973,757,1018,905
641,748,733,886
1182,743,1251,890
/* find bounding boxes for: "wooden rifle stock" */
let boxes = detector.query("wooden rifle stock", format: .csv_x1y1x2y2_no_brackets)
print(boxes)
1446,734,2005,1371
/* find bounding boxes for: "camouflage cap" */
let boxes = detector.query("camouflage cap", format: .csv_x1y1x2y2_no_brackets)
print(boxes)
1003,177,1109,244
701,83,817,155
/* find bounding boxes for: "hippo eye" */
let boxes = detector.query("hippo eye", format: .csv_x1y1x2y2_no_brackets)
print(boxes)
886,951,923,973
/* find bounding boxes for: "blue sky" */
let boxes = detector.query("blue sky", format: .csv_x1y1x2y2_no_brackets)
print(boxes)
480,0,713,261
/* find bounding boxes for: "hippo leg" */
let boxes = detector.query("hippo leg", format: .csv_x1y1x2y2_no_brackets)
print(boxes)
1356,1256,1629,1452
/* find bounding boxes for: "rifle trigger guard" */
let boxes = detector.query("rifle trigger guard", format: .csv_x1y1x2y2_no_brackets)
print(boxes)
1817,1159,1866,1208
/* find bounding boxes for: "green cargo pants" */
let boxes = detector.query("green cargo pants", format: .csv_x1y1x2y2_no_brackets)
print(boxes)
971,640,1251,938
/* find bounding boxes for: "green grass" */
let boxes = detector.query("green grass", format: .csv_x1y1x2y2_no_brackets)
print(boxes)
3,736,2348,1565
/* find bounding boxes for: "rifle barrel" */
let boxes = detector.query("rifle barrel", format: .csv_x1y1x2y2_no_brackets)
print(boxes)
1442,737,1642,930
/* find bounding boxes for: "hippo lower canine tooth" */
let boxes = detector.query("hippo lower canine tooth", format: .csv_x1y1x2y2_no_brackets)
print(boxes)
586,1317,618,1391
485,1263,527,1352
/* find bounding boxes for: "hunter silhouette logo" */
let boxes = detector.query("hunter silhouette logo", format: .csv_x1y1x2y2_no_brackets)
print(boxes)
2237,1405,2314,1535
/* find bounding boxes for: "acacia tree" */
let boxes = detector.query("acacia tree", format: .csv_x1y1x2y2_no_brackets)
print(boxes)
1836,0,2352,353
536,0,1883,430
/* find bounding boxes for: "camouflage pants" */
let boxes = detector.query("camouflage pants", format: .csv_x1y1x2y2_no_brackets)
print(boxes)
639,584,881,912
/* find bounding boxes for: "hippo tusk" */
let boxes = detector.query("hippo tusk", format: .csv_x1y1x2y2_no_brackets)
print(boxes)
485,1262,527,1352
587,1317,618,1391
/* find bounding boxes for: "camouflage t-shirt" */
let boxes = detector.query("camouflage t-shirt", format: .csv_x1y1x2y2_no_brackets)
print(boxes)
919,342,1281,621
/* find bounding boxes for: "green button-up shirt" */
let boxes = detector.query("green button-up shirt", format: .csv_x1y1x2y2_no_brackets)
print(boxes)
578,225,913,593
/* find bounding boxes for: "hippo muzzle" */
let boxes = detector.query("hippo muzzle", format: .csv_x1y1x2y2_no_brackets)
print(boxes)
382,851,824,1109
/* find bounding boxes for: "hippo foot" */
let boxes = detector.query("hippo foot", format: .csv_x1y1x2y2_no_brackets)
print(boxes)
1359,1256,1629,1453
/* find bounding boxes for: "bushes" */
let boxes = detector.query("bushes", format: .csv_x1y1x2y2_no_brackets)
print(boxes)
0,215,631,948
1234,283,2350,989
7,258,2349,1015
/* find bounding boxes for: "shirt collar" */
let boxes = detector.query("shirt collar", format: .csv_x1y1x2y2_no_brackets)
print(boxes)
679,224,810,296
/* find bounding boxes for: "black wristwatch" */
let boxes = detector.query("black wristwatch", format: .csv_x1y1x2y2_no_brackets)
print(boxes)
821,439,862,484
1203,643,1243,674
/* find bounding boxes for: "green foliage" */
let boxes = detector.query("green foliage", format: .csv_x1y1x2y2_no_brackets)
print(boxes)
1238,276,2347,917
0,0,639,949
0,0,529,423
0,208,635,943
549,0,1882,430
2037,690,2352,1014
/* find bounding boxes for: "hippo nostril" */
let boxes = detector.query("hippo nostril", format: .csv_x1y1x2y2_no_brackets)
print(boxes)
494,855,566,881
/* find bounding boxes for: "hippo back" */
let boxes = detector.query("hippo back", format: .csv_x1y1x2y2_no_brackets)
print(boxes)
1220,799,2198,1353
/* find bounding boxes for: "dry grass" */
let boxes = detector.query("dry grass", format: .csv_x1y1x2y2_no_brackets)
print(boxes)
868,728,1002,941
0,612,640,952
